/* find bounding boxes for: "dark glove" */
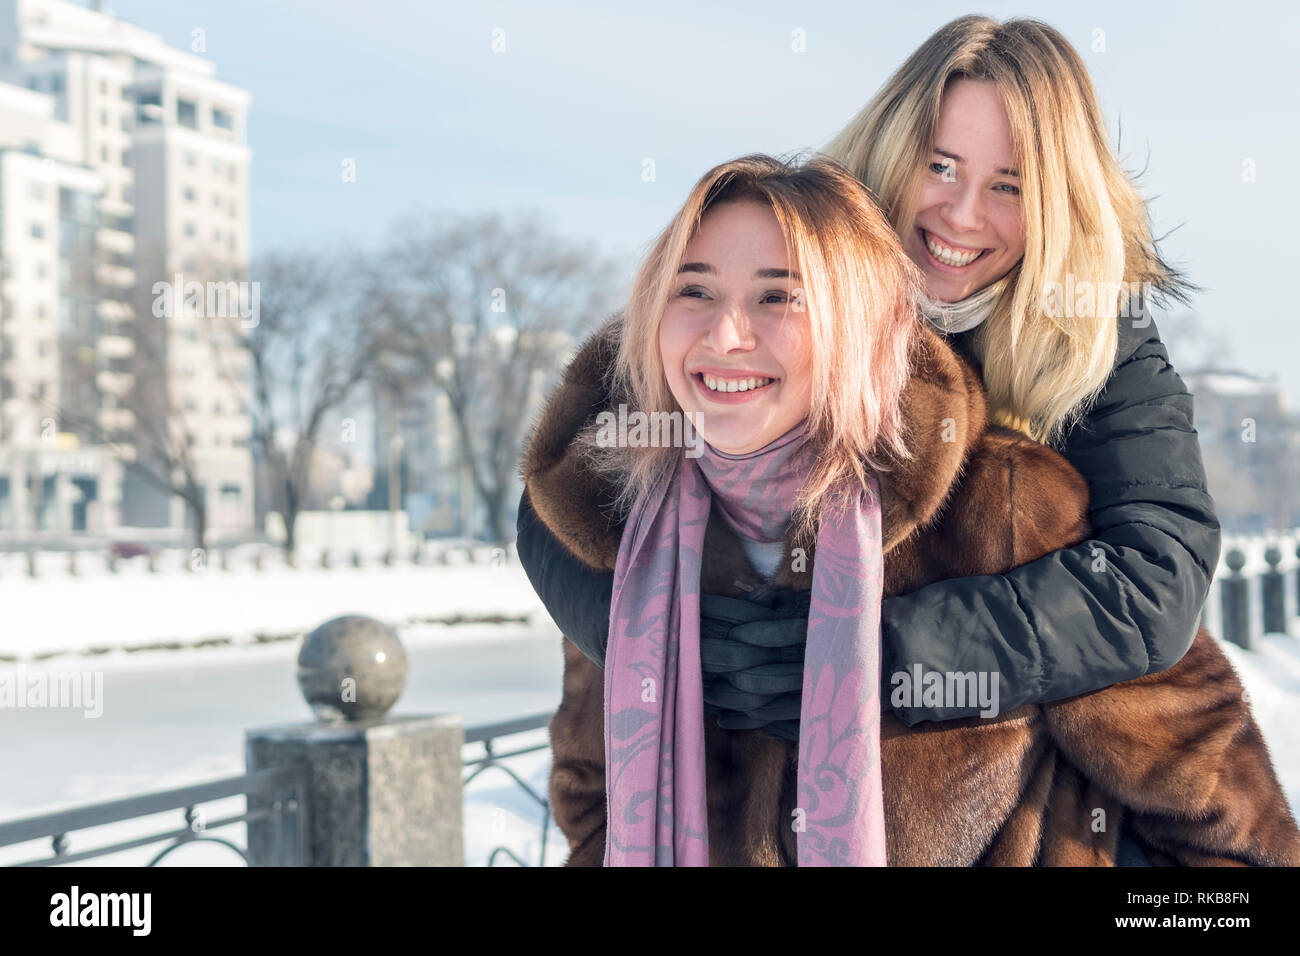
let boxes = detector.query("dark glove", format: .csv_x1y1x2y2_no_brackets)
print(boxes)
700,586,810,742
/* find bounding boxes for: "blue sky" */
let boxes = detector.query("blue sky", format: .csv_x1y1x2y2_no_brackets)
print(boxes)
106,0,1300,402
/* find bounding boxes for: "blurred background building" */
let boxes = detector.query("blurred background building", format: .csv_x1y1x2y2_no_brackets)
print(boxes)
1185,367,1300,534
0,0,252,544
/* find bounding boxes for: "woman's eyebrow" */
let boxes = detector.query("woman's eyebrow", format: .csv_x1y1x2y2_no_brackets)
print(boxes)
933,146,1020,178
677,263,801,280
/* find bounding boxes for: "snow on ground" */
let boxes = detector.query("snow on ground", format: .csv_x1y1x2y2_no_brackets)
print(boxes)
0,547,547,660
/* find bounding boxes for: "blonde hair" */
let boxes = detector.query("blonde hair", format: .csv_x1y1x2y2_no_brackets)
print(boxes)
602,152,922,542
824,15,1191,444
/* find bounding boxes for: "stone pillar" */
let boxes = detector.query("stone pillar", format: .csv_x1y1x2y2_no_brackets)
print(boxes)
245,615,464,866
1220,548,1250,650
1261,546,1287,636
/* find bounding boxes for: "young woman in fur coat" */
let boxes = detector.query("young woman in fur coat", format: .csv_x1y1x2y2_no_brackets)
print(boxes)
521,152,1299,866
518,15,1250,864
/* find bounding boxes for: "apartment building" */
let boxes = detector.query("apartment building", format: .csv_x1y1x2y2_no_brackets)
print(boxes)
0,0,253,541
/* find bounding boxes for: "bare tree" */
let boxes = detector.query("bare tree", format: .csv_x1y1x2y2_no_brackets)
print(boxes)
373,213,620,544
49,256,222,551
213,251,377,558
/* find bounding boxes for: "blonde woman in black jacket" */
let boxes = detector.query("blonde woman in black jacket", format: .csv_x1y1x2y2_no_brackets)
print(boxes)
516,14,1220,811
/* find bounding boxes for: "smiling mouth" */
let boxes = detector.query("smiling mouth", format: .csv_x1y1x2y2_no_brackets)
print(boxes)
921,229,989,268
692,372,778,394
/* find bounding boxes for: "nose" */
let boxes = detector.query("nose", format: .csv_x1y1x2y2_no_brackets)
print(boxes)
939,180,984,235
705,301,755,353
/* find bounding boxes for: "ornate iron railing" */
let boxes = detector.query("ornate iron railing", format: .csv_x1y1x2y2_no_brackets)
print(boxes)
0,712,556,867
0,765,307,867
463,711,554,867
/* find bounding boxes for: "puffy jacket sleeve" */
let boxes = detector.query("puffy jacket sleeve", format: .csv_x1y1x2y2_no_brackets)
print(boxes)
882,315,1223,725
517,486,614,668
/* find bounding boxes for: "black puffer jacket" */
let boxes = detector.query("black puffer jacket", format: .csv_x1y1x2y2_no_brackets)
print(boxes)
516,313,1222,725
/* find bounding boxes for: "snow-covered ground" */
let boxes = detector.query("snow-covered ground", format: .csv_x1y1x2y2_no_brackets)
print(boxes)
0,545,1297,866
0,546,544,660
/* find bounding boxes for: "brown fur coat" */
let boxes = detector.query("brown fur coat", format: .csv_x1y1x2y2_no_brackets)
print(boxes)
522,318,1300,866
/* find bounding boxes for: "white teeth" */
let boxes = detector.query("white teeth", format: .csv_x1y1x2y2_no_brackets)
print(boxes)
925,233,983,267
701,374,773,393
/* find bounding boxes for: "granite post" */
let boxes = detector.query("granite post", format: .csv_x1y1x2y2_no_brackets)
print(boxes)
245,614,464,866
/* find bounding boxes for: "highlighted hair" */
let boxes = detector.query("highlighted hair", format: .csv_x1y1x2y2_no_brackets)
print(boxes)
607,152,923,541
825,15,1192,444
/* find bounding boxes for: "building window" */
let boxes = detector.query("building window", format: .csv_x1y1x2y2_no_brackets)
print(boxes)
28,181,45,200
100,145,108,162
212,107,233,130
183,187,196,202
135,89,162,124
50,74,64,93
30,223,44,240
121,149,131,167
100,109,108,126
185,151,197,168
184,222,196,238
177,98,198,129
27,76,40,91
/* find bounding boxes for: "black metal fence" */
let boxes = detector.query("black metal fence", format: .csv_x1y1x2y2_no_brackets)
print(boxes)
0,712,554,867
0,765,307,867
1204,542,1300,650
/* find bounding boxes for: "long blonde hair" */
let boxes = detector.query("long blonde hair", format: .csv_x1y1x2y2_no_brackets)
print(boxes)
824,15,1191,444
604,152,922,542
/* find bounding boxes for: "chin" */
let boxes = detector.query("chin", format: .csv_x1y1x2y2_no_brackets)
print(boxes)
700,428,759,455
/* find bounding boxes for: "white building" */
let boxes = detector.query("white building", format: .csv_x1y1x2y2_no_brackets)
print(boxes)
0,0,253,542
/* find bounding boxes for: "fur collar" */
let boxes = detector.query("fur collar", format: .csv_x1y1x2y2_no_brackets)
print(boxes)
521,313,988,572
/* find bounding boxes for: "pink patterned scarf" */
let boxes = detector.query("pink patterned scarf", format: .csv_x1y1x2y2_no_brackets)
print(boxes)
603,421,887,866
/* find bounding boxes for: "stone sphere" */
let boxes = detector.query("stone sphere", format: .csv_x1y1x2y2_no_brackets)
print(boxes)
296,615,408,722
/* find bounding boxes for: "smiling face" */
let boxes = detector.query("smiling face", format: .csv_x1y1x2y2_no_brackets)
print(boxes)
658,199,813,455
901,77,1027,302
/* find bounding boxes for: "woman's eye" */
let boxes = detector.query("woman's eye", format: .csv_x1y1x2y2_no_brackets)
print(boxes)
760,291,788,304
995,182,1021,196
677,285,708,299
929,161,952,177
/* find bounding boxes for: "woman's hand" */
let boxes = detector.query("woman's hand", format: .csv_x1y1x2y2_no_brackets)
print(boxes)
700,588,809,742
